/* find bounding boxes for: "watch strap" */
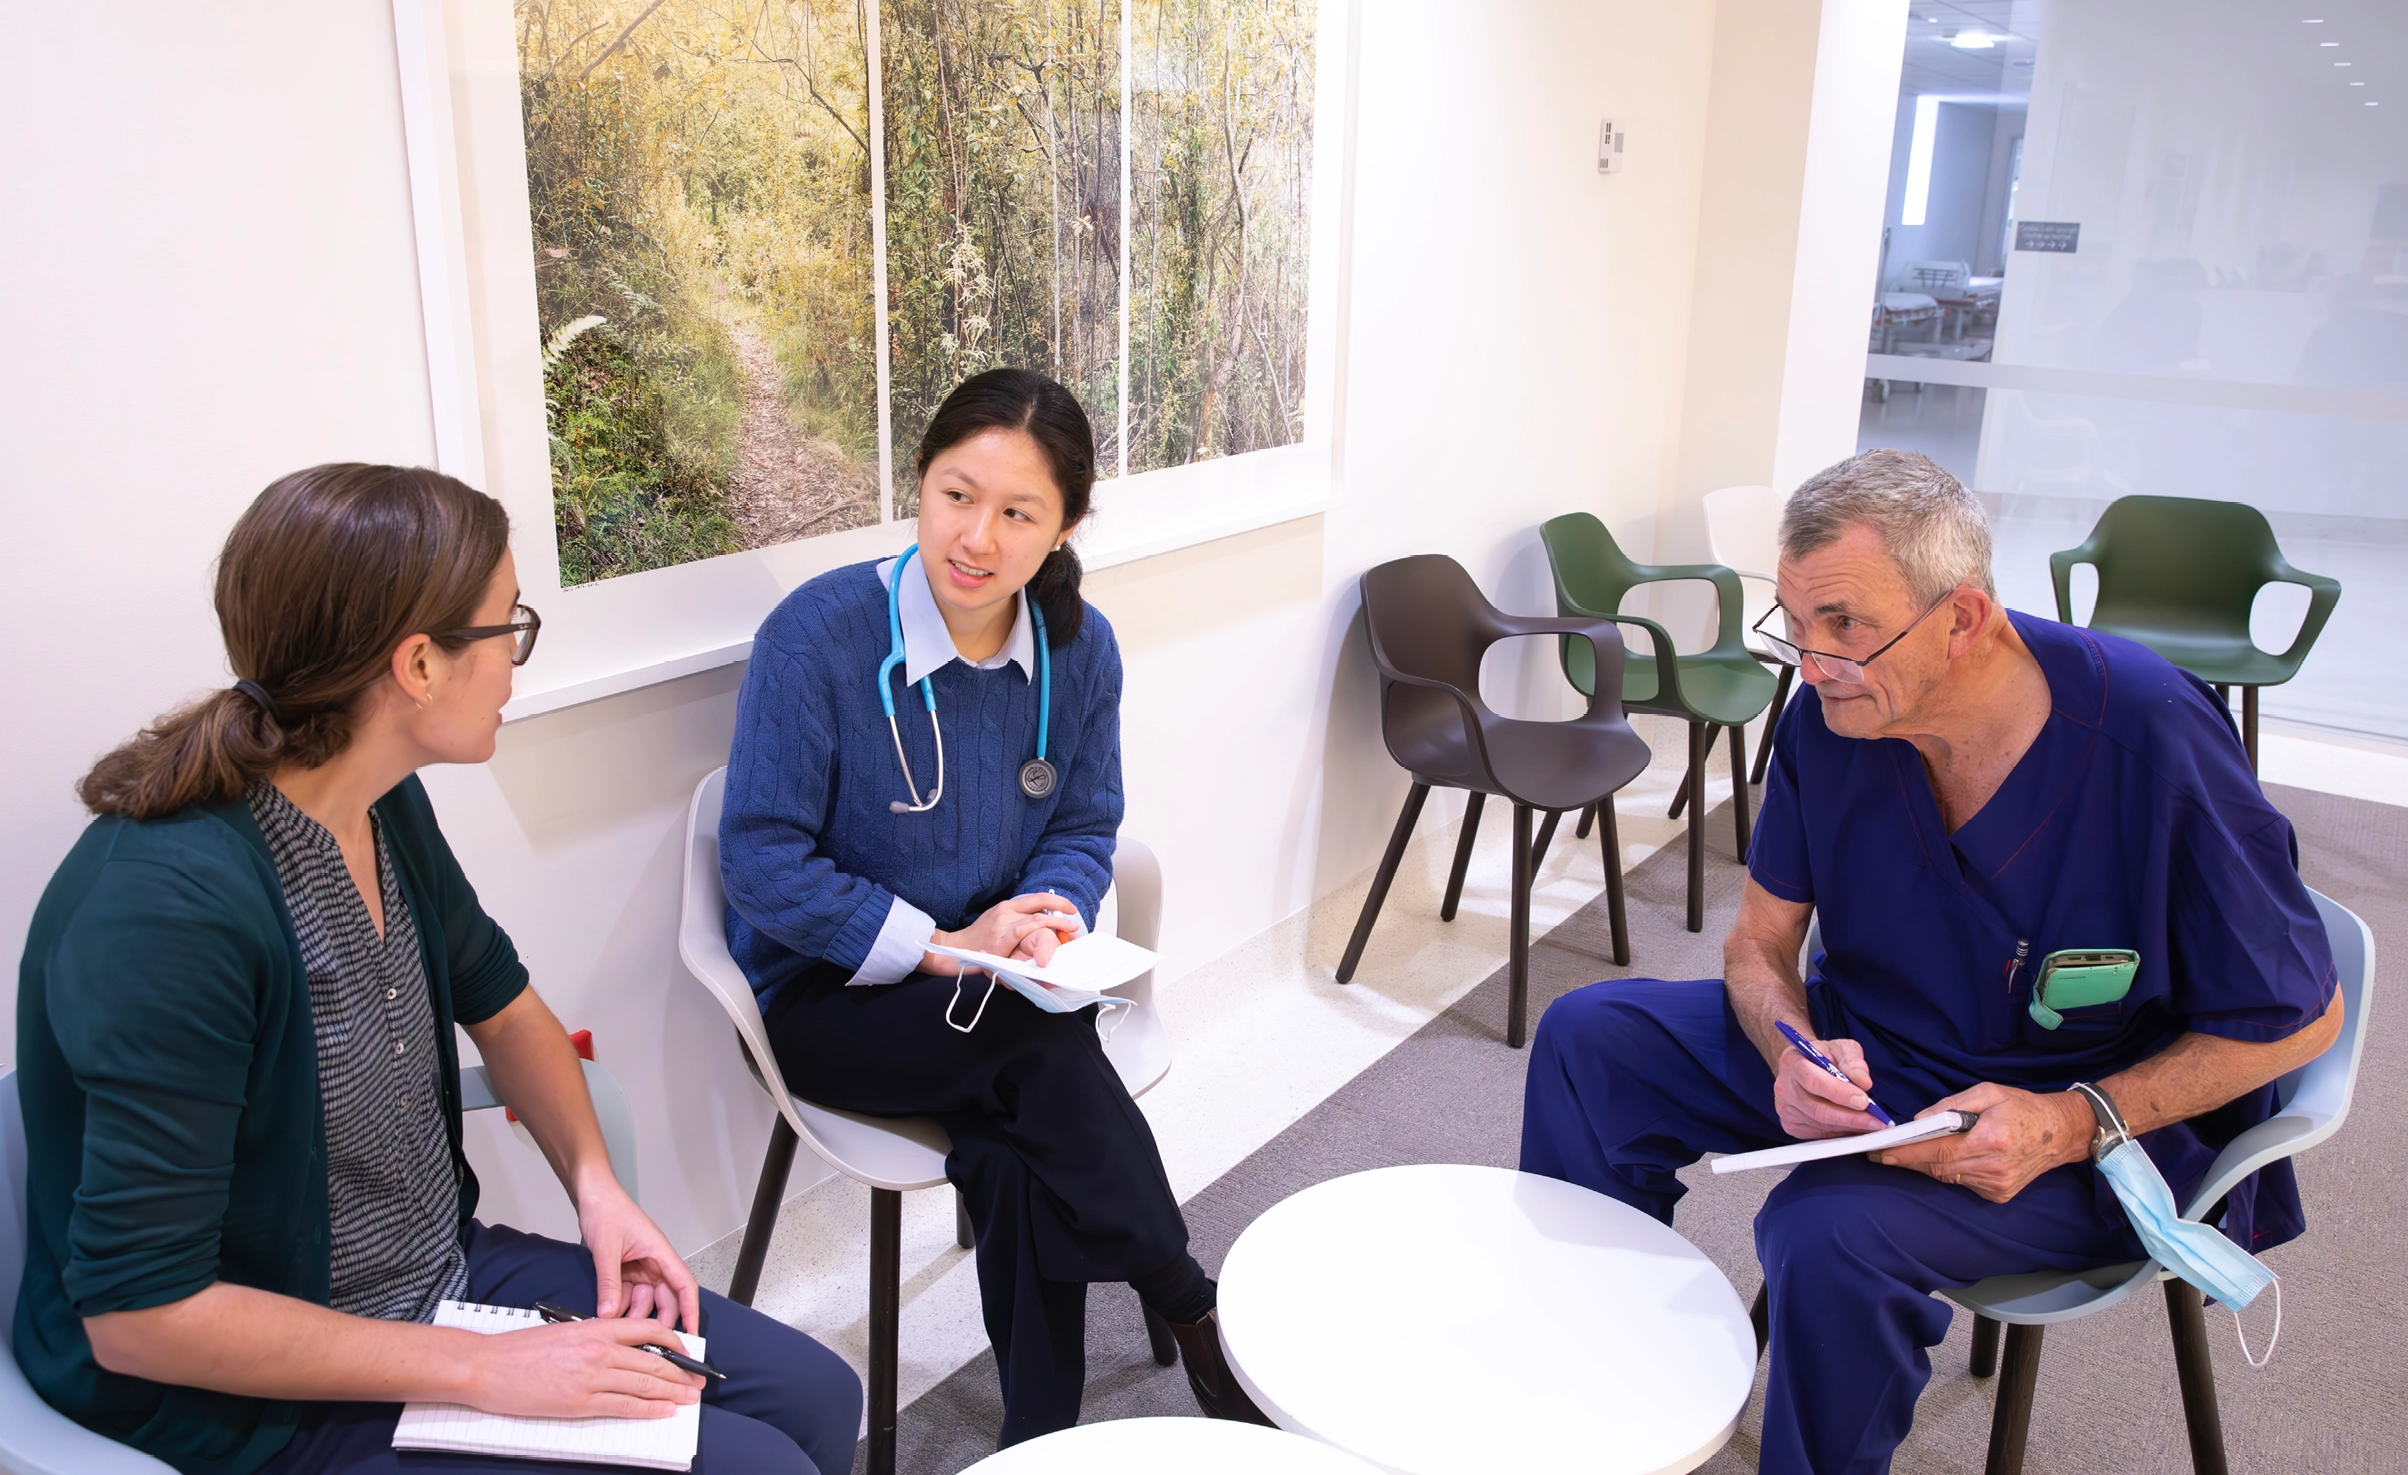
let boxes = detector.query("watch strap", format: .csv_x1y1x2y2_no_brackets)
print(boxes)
2066,1081,2134,1159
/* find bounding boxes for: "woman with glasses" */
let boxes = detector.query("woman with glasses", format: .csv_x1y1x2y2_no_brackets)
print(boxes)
14,464,861,1474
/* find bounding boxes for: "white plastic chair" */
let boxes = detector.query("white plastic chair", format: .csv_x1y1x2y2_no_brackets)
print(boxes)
1773,892,2373,1475
1701,483,1795,788
1,1060,640,1475
678,767,1173,1475
1943,888,2373,1475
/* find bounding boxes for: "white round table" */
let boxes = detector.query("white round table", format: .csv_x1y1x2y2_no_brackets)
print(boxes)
1217,1164,1756,1475
959,1416,1387,1472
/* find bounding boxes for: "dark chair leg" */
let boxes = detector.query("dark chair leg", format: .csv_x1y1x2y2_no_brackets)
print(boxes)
1440,791,1485,922
1970,1312,2002,1377
1669,725,1721,819
1575,802,1595,840
1598,798,1630,966
2242,686,2259,775
2213,682,2230,707
1728,722,1752,855
1529,808,1562,872
1983,1322,2045,1475
1509,804,1534,1048
2165,1281,2231,1475
1749,1282,1769,1360
1685,721,1706,933
1337,782,1430,983
955,1188,974,1251
727,1117,799,1307
1142,1302,1179,1367
866,1188,901,1475
1750,664,1794,787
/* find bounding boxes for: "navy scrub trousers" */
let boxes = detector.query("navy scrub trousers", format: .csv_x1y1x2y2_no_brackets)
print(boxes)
1521,977,2149,1475
765,963,1189,1446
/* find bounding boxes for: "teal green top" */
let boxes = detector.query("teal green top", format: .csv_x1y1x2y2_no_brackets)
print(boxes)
12,775,528,1475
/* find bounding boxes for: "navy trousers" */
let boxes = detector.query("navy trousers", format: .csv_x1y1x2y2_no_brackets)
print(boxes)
766,969,1188,1447
1520,978,2147,1475
256,1221,861,1474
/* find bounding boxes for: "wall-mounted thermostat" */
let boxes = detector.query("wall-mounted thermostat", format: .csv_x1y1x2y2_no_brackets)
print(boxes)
1598,119,1625,174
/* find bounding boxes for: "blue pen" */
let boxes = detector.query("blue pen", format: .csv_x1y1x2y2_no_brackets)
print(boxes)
1774,1020,1895,1127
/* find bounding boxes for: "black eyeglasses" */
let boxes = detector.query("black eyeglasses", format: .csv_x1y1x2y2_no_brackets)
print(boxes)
1749,593,1951,685
441,603,542,666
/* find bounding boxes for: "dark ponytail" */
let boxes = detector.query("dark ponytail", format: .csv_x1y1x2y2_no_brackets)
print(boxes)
78,464,511,820
916,368,1094,647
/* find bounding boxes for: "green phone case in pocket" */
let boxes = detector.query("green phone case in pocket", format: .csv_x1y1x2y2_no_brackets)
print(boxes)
2028,949,2140,1029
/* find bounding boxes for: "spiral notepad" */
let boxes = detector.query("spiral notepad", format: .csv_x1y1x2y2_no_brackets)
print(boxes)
391,1301,705,1470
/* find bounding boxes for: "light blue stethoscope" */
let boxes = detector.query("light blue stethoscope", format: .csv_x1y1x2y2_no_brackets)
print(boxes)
880,544,1055,814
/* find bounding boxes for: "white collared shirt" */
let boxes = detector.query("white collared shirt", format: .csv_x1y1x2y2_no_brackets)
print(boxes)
881,552,1037,688
848,554,1037,985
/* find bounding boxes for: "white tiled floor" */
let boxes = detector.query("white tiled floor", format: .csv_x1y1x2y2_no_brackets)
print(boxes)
686,712,2408,1430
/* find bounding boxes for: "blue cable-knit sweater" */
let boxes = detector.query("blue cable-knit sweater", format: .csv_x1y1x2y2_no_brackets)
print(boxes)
721,560,1124,1003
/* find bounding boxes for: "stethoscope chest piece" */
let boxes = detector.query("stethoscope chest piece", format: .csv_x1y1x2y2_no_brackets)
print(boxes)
1018,757,1058,800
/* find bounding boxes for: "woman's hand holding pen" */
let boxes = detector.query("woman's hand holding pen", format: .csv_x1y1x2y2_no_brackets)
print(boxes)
923,892,1079,975
1771,1027,1888,1140
456,1316,704,1421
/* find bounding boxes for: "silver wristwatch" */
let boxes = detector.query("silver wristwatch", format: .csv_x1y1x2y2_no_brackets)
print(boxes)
2066,1081,2133,1161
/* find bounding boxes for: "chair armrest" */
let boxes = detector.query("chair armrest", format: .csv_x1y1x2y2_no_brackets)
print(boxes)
457,1060,641,1206
2048,544,2095,625
1379,668,1497,775
1594,612,1688,708
0,1350,180,1474
1617,563,1751,651
2265,564,2342,669
2179,1111,2322,1223
1485,611,1630,723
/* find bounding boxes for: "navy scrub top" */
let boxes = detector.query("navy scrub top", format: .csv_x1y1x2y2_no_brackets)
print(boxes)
1750,611,2336,1253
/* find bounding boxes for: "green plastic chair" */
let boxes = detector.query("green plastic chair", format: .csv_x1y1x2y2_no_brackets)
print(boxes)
1540,512,1778,933
2050,496,2340,772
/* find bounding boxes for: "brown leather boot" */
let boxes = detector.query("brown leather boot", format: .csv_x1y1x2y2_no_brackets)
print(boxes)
1154,1305,1277,1425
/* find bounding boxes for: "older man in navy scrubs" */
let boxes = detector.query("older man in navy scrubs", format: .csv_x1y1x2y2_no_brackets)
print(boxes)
1520,450,2344,1474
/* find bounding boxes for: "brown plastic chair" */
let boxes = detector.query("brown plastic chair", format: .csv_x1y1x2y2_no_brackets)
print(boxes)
1335,555,1654,1047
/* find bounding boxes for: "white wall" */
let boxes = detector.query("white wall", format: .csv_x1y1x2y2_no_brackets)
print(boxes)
0,0,1899,1254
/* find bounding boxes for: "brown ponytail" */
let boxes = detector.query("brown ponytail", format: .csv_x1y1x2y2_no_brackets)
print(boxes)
78,464,511,820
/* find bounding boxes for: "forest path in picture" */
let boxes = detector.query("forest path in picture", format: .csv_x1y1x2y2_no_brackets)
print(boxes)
725,318,878,546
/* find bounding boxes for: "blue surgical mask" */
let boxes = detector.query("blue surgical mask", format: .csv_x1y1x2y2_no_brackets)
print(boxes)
2081,1087,2280,1367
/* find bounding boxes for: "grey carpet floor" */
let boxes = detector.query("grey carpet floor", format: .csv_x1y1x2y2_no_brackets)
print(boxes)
869,783,2408,1473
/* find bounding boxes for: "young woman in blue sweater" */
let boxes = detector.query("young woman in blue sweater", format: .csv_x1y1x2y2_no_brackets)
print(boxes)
720,369,1264,1445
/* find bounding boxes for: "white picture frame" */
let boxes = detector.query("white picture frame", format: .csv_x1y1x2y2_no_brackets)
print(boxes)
393,0,1360,721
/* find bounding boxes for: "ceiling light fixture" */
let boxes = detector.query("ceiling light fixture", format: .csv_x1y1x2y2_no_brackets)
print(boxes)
2322,41,2340,47
1948,30,1998,49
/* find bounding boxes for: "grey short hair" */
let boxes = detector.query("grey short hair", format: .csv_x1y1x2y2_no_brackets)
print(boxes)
1779,450,1994,602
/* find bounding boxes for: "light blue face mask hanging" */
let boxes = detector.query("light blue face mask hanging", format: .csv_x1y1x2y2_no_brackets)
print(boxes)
2073,1083,2281,1367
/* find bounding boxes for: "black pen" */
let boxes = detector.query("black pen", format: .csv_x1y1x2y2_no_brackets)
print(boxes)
533,1301,726,1382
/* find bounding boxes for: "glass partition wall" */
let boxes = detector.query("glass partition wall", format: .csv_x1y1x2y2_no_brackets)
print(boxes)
1860,0,2408,739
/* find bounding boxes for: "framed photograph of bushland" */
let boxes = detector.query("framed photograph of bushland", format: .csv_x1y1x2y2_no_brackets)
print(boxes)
1128,0,1316,473
395,0,1352,716
518,0,881,584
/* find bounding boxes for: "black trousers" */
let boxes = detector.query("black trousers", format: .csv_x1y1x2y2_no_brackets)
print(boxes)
764,968,1189,1445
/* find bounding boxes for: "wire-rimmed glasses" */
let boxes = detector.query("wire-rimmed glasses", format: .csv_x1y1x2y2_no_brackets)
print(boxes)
441,603,543,666
1748,593,1951,685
